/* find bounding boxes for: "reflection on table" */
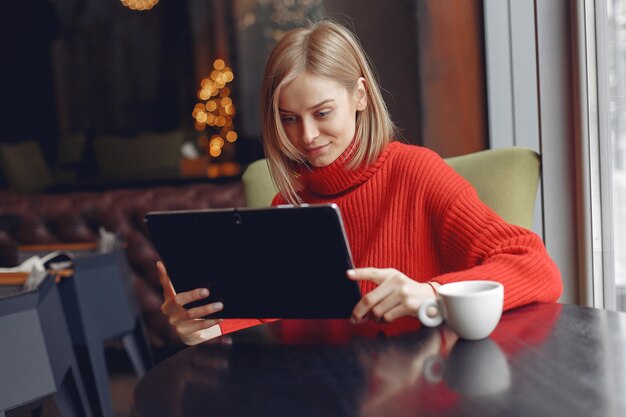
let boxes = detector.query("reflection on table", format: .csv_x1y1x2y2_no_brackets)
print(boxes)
134,303,626,417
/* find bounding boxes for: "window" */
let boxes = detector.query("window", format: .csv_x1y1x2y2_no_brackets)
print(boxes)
586,0,626,311
605,0,626,311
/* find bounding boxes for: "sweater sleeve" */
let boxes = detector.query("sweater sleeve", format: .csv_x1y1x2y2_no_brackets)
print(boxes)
431,186,562,311
219,318,279,335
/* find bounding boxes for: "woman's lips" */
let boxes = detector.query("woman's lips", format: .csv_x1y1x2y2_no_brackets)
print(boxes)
305,143,330,156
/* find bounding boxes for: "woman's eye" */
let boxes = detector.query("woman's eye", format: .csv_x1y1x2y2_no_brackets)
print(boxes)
317,110,331,118
281,115,296,124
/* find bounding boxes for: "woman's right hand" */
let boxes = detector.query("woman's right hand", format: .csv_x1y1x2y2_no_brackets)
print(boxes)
157,261,225,346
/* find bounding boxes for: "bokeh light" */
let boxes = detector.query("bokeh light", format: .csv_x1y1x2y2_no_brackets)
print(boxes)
120,0,159,11
194,58,239,159
226,131,238,142
214,59,226,70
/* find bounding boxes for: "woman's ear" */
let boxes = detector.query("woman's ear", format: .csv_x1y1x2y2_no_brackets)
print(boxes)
355,77,368,111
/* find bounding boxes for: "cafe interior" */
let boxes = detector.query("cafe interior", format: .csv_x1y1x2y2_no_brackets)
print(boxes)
1,0,626,416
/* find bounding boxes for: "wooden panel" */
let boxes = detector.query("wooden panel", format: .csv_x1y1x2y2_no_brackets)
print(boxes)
417,0,488,157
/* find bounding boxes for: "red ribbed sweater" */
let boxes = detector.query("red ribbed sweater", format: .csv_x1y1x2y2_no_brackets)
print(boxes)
220,141,562,335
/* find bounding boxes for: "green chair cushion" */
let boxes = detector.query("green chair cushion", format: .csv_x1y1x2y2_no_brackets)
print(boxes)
242,159,278,208
0,140,54,193
93,130,184,181
445,147,540,229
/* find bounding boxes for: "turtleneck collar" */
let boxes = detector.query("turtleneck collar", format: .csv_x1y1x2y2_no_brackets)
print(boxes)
299,140,399,197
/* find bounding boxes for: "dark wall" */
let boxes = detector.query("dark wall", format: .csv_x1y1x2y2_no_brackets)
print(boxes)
1,0,60,165
0,0,488,186
50,0,194,136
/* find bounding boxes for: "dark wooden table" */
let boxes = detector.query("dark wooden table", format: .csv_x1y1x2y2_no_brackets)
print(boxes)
134,303,626,417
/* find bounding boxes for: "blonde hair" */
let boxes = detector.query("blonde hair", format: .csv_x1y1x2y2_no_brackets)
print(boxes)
260,20,397,203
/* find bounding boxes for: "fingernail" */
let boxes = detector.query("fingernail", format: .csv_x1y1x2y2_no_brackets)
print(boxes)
347,269,355,277
213,302,223,311
156,261,162,268
199,288,209,297
350,317,357,324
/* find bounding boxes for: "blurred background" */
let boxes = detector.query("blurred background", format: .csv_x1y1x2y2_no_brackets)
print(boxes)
0,0,488,189
1,2,625,414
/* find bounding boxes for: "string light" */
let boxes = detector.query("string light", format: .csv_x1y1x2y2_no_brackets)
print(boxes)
120,0,158,11
193,58,239,159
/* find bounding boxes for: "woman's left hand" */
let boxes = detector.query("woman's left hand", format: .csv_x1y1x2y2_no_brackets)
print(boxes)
348,268,438,323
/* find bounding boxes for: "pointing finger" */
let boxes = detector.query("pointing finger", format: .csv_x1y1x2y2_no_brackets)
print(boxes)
347,267,394,284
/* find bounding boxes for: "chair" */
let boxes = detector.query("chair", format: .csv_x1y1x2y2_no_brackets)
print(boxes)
0,140,54,193
240,146,541,229
92,130,183,181
66,249,153,417
16,248,153,417
0,139,80,193
0,275,92,417
444,147,540,229
242,158,277,208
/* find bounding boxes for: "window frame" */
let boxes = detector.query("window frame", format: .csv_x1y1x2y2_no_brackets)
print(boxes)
576,0,617,310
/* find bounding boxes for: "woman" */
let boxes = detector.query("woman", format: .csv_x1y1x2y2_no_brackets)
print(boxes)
159,20,562,346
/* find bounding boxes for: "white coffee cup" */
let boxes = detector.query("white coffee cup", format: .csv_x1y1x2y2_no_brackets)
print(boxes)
418,280,504,340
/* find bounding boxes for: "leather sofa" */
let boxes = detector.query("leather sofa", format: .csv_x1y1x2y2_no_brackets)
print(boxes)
0,181,245,347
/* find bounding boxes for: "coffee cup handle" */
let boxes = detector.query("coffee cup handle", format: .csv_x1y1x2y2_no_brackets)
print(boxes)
418,298,444,327
422,354,444,384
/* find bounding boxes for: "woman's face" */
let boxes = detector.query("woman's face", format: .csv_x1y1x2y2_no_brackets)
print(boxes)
278,72,367,167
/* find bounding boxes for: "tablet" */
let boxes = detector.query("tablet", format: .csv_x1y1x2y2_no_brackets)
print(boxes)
144,204,361,318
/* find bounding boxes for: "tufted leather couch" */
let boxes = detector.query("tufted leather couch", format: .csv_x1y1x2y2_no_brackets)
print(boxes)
0,181,245,347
